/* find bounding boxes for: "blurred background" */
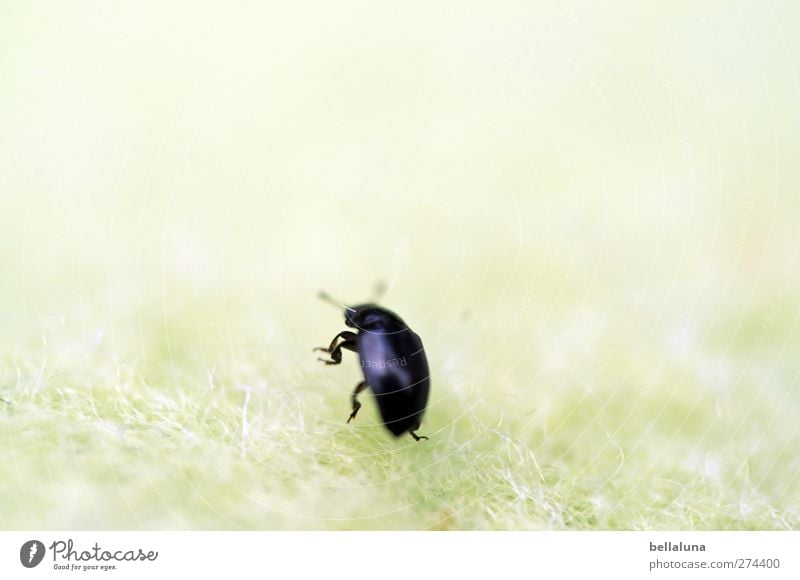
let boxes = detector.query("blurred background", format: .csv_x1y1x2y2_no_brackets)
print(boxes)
1,1,799,529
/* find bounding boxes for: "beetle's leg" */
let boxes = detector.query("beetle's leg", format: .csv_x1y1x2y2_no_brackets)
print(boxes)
313,331,357,365
409,430,429,442
316,339,357,365
314,330,357,354
347,380,369,423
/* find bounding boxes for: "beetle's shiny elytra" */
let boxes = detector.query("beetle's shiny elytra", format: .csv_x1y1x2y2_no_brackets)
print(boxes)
314,300,430,441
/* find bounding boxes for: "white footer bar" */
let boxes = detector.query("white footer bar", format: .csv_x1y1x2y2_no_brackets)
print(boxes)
2,531,797,579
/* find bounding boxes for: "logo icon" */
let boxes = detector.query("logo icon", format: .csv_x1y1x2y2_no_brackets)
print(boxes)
20,540,46,568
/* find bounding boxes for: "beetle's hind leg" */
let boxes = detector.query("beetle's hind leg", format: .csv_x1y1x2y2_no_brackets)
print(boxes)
347,380,368,423
314,331,357,365
409,430,429,442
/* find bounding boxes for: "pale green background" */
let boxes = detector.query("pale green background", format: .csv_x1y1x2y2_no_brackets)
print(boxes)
1,1,799,529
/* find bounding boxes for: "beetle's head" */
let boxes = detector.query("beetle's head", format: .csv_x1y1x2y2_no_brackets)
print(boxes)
344,304,407,332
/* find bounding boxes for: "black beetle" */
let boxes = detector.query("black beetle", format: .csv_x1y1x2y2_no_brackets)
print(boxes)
314,291,430,441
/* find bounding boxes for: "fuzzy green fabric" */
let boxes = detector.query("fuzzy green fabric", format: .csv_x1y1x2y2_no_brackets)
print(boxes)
1,1,798,530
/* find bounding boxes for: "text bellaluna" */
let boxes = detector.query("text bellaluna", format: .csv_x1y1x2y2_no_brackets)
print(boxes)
650,541,706,552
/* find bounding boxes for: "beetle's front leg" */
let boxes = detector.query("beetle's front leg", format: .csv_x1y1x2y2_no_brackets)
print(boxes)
313,331,358,365
409,430,429,442
347,380,369,423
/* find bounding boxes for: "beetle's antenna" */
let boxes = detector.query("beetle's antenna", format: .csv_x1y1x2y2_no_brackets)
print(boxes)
318,290,355,312
317,291,341,307
371,280,387,302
